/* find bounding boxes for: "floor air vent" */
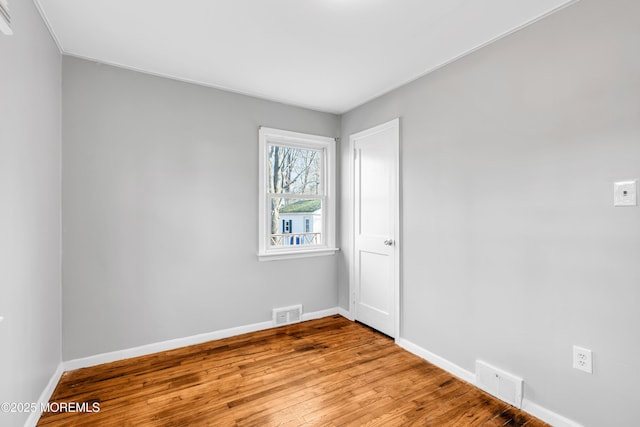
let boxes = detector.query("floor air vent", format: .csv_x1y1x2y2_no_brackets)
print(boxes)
273,305,303,326
476,360,524,409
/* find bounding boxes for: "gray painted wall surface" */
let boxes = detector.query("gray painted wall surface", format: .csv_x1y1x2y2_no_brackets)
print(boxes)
0,1,62,426
340,0,639,425
62,57,340,360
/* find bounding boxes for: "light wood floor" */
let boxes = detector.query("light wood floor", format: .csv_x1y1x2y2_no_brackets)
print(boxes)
39,315,548,426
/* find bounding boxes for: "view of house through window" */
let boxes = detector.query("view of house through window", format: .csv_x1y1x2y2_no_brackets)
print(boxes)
268,144,323,247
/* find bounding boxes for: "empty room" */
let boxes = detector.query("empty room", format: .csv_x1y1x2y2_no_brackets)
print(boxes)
1,0,638,426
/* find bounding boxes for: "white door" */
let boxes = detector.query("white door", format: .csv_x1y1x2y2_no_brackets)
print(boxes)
351,118,399,338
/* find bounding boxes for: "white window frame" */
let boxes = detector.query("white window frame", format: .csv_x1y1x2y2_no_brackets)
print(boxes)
0,0,12,36
258,127,338,261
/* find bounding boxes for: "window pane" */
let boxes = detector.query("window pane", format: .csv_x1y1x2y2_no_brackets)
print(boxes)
268,145,321,195
270,198,322,247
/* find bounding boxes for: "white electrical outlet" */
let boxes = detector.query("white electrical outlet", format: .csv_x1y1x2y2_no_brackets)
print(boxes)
573,346,593,374
0,316,4,323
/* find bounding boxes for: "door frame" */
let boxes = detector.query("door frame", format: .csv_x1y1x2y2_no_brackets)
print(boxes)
348,118,401,340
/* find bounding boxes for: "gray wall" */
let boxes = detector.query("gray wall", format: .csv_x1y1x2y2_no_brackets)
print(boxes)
7,0,636,424
62,57,340,360
0,1,62,426
340,0,639,425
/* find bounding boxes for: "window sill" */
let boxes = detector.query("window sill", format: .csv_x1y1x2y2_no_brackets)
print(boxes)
258,247,339,262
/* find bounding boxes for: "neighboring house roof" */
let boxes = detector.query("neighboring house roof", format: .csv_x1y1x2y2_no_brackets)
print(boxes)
279,199,321,213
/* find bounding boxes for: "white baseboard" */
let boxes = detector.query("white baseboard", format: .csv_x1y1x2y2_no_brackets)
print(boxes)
64,307,342,371
301,307,340,321
336,306,351,320
395,338,582,427
396,338,476,384
24,363,64,427
522,399,583,427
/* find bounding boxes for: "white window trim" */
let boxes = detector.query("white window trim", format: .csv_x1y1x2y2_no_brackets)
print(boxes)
258,127,338,261
0,0,12,36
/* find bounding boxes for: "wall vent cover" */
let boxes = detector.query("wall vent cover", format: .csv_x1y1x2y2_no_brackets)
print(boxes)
476,360,524,409
0,0,12,36
273,304,303,326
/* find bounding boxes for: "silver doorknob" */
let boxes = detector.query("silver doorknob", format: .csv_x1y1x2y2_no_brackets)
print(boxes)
384,239,394,246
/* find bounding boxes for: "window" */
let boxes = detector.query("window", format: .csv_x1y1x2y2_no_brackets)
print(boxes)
258,127,337,260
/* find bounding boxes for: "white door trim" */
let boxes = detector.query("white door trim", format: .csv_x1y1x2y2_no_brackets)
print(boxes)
348,118,401,340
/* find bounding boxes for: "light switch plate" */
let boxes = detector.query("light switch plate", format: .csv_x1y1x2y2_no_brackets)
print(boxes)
614,180,637,207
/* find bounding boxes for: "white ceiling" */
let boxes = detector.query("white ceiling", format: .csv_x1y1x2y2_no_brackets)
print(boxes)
36,0,575,114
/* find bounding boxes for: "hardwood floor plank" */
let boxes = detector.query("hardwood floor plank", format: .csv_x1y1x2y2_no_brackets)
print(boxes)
38,316,548,426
